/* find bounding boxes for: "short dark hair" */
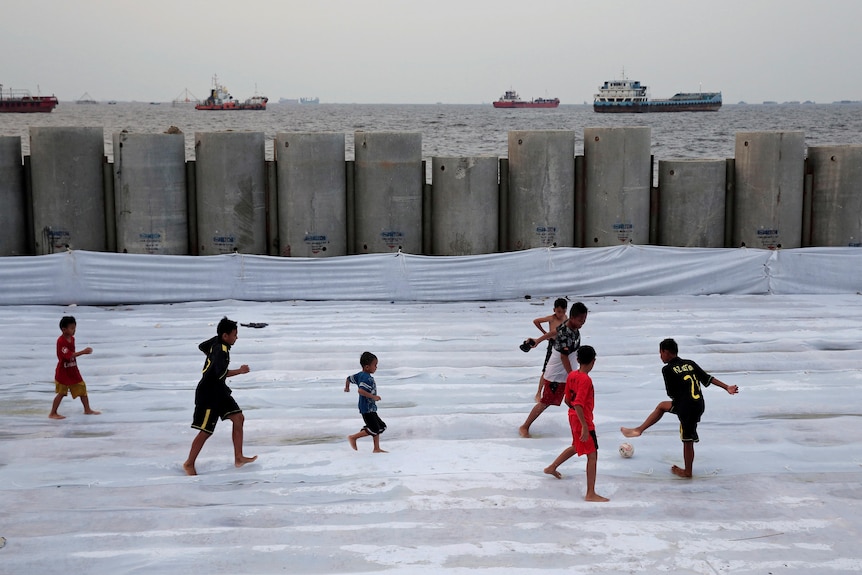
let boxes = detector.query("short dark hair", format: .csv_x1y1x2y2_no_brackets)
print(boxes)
59,316,76,329
217,317,238,337
360,351,377,367
576,345,596,364
570,302,588,317
660,338,678,354
553,298,568,309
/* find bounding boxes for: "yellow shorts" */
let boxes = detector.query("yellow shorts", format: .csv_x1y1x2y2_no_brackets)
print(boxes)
55,382,87,398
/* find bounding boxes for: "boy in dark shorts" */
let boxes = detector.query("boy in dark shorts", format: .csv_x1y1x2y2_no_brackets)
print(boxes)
519,302,588,438
544,345,608,502
49,316,100,419
621,338,738,478
183,317,257,475
344,351,387,453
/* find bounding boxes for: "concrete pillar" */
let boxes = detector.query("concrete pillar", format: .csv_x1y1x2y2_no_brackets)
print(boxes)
808,145,862,246
657,159,726,247
507,130,575,250
354,132,422,254
275,132,346,257
431,157,499,255
30,127,106,254
583,127,651,246
194,132,267,254
733,131,804,249
112,132,188,254
0,137,27,255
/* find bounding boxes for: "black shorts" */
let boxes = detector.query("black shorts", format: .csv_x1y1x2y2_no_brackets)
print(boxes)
542,340,554,372
361,412,387,436
191,396,242,435
670,406,702,443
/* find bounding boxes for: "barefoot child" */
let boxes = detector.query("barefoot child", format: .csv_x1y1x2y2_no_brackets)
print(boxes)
621,338,738,478
183,317,257,475
544,345,608,502
49,316,100,419
519,302,588,438
523,297,568,404
344,351,387,453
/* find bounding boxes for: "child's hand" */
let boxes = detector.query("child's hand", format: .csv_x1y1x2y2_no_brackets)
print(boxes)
344,378,350,392
238,364,250,374
726,385,739,395
81,347,93,355
373,395,381,401
580,428,590,442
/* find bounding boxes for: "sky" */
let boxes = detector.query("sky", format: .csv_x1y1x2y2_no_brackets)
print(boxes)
2,0,859,104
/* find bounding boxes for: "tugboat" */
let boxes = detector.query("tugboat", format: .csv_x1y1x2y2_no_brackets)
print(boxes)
492,89,560,108
195,75,268,111
593,76,721,113
0,84,59,113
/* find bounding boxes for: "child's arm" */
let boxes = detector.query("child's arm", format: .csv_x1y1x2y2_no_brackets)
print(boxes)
532,314,553,334
75,347,93,357
574,405,590,441
357,388,381,402
711,377,738,395
227,365,250,377
344,377,351,392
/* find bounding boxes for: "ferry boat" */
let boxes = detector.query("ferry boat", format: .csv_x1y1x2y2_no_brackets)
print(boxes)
493,89,560,109
195,76,268,111
0,84,59,113
299,96,319,104
593,78,721,113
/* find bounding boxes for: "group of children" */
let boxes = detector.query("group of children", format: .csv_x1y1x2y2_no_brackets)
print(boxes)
50,315,386,474
520,300,739,502
51,301,738,488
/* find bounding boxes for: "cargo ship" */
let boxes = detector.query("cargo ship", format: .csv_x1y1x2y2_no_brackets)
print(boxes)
0,84,59,113
195,76,268,111
593,78,721,113
493,89,560,108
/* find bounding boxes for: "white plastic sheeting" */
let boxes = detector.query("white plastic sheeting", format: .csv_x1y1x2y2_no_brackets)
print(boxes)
1,245,861,305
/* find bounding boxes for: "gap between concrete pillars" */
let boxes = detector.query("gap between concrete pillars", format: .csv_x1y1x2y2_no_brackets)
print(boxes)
265,160,278,256
649,155,658,245
186,161,198,255
346,160,355,255
724,158,735,248
498,158,509,252
103,158,116,253
422,177,432,255
23,156,35,255
802,157,813,247
574,155,585,248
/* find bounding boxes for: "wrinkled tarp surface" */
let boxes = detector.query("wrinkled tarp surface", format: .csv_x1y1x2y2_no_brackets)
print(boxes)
1,245,861,305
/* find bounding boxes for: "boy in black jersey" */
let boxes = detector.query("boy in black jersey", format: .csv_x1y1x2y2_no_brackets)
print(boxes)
183,317,257,475
621,338,738,478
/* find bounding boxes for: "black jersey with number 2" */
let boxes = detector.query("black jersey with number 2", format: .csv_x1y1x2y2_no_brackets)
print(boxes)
661,357,713,415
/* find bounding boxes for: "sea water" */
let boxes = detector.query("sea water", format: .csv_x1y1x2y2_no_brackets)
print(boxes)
2,101,862,162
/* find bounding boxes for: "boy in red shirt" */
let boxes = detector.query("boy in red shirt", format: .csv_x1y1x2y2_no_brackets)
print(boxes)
49,316,100,419
544,345,608,502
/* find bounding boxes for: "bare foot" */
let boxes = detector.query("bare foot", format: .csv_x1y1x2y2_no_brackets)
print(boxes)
348,435,358,450
519,425,531,438
373,448,388,453
84,409,101,415
620,427,641,438
585,493,610,502
49,413,66,420
183,462,197,476
544,466,562,479
671,465,692,478
235,455,258,468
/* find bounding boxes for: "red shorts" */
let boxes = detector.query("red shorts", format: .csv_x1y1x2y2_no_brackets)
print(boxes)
568,410,598,456
539,378,565,406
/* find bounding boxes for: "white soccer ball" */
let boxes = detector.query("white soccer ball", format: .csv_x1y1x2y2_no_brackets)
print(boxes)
619,442,634,458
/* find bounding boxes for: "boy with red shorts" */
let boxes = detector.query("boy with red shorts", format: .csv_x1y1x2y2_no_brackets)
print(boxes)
544,345,608,502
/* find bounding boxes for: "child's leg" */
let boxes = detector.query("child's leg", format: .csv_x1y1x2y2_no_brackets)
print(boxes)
228,412,258,468
519,401,550,438
183,431,211,476
348,429,370,450
672,442,695,478
371,433,387,454
79,395,101,415
621,400,672,437
584,451,609,502
544,445,576,479
49,393,65,419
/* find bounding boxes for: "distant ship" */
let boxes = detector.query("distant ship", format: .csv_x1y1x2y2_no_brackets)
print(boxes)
593,77,721,113
0,84,59,113
195,75,268,111
300,96,319,104
493,89,560,109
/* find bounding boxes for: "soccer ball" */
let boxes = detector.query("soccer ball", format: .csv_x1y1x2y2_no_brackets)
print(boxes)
619,442,634,458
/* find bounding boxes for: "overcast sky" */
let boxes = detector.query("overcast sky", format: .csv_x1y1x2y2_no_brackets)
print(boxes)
3,0,858,104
